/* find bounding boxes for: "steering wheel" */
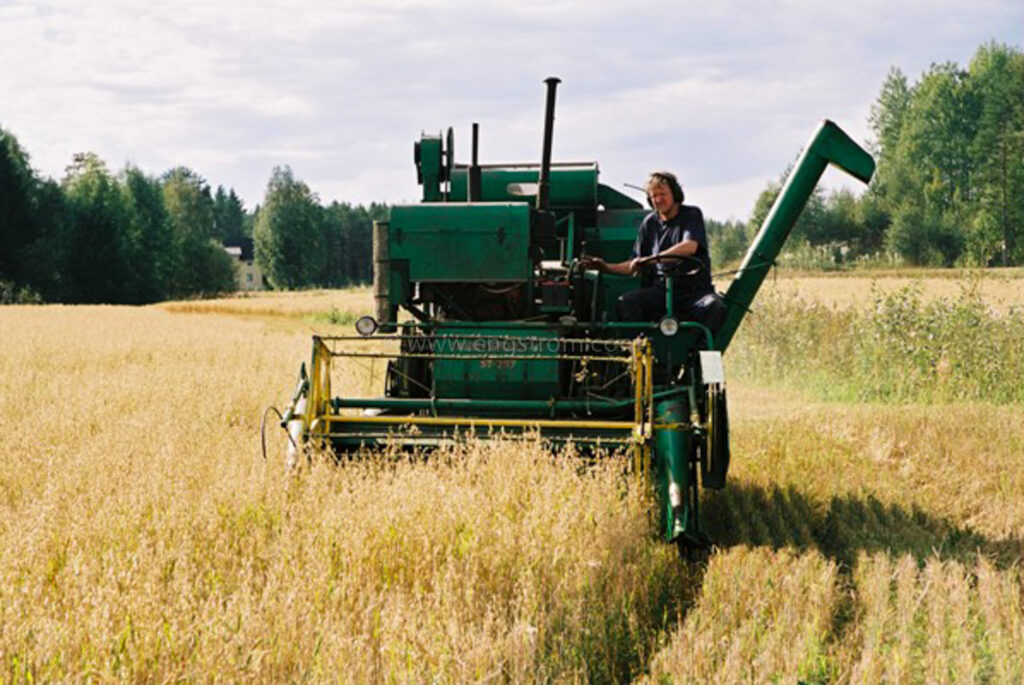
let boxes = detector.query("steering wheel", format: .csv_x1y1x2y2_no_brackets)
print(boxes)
638,253,704,278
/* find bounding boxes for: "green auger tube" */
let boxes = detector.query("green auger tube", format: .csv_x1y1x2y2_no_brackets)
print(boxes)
716,119,875,352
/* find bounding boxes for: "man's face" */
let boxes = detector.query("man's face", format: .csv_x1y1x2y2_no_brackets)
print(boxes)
649,182,677,215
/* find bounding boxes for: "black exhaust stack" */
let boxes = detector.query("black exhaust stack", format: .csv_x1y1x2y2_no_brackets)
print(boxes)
468,122,482,202
537,77,560,211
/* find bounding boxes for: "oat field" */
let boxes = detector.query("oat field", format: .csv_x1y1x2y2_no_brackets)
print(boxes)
2,271,1022,682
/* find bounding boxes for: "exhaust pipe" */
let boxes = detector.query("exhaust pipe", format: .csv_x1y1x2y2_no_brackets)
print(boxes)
537,77,560,211
468,122,482,202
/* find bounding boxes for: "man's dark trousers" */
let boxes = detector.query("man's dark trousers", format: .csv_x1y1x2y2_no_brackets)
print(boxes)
616,285,724,330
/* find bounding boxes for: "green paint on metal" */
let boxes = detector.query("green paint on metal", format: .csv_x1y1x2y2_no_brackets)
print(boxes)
583,221,644,263
389,203,532,282
655,399,691,543
431,327,560,400
417,135,444,202
665,276,674,318
596,183,644,210
716,120,874,351
331,385,689,415
448,164,598,207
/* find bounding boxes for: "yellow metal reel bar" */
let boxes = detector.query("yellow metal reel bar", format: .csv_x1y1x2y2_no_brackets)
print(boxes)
320,415,640,430
629,337,655,485
307,337,333,440
305,333,658,483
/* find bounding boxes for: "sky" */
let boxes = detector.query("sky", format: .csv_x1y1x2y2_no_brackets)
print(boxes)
1,0,1021,222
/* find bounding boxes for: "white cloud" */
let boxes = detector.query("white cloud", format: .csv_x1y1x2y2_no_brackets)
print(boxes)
0,0,1020,219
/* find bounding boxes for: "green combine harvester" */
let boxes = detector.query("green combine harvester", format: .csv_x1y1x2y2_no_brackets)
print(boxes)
279,78,874,554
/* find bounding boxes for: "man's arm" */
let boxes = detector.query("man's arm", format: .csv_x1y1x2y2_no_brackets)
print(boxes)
579,255,640,275
649,238,699,259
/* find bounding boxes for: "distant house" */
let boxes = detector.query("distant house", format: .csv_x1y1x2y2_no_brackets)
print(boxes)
223,238,265,291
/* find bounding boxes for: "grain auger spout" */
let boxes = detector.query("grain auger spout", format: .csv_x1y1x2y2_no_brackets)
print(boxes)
715,120,875,351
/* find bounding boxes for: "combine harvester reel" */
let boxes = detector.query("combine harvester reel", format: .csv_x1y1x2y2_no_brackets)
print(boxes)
277,78,874,556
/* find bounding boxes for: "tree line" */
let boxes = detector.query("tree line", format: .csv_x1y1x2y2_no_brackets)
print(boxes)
708,41,1024,269
3,40,1020,303
0,137,242,303
0,132,382,304
253,166,385,290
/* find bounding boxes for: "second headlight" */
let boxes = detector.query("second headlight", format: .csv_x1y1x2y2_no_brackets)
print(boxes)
355,315,379,337
658,316,680,337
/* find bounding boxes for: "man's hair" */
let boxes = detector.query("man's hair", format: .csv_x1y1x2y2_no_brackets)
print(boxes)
645,171,684,205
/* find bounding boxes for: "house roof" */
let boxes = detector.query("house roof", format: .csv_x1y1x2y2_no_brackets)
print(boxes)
223,237,254,261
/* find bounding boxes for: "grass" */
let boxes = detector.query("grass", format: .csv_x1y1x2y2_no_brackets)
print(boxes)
729,276,1024,403
750,267,1024,313
0,305,684,681
2,271,1022,681
646,397,1024,682
306,307,359,327
158,287,371,321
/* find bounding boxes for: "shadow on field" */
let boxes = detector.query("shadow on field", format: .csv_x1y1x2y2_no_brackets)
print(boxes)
702,482,1024,569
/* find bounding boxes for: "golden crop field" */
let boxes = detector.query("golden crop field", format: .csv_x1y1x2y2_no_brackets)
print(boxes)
158,287,373,320
2,271,1022,682
760,267,1024,313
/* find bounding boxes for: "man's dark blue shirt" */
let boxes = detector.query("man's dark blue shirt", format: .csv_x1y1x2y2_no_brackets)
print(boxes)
629,205,713,296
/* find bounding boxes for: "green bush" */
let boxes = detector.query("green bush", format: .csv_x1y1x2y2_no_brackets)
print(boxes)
0,279,43,304
729,280,1024,403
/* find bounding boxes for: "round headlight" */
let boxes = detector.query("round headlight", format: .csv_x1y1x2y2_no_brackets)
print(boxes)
658,316,680,337
355,315,379,337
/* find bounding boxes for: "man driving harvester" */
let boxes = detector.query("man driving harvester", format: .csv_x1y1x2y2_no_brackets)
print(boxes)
581,171,724,329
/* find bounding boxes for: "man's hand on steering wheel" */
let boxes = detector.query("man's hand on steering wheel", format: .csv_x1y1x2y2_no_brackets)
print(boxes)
635,252,703,277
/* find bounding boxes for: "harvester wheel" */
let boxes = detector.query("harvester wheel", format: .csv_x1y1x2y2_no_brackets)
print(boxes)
702,383,730,490
676,537,710,563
